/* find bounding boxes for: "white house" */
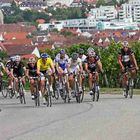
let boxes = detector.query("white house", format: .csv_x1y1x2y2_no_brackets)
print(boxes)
89,6,117,21
119,0,140,22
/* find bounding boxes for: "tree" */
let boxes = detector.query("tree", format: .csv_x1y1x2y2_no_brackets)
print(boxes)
0,51,7,59
96,0,106,8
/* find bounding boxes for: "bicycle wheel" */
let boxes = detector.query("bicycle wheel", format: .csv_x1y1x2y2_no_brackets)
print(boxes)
75,82,80,103
53,82,59,100
129,79,133,99
46,85,52,107
19,86,26,104
96,88,100,102
92,84,96,102
80,86,84,103
9,89,15,98
62,83,68,103
1,82,8,98
34,85,40,106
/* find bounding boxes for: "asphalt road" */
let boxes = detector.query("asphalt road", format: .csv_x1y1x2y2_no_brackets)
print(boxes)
0,91,140,140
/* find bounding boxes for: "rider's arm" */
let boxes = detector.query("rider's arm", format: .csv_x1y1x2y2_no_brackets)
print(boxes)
37,60,41,75
79,62,83,73
131,53,139,70
10,68,14,78
96,60,103,73
118,54,124,69
50,60,55,74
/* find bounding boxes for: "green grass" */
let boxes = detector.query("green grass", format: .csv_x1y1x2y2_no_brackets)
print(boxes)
100,88,140,95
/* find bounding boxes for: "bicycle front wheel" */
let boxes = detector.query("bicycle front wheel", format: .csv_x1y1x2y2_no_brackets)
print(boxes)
34,85,40,106
19,86,26,104
1,82,8,98
46,85,52,107
129,79,133,99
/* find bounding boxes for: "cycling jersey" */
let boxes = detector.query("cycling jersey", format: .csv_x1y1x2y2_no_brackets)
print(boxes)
118,48,133,63
79,54,87,63
55,53,69,71
85,54,100,72
27,63,37,77
37,58,53,72
118,48,134,69
12,62,25,77
5,60,13,71
68,58,82,73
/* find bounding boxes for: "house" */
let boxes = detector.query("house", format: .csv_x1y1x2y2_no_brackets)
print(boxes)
0,24,37,33
19,1,47,11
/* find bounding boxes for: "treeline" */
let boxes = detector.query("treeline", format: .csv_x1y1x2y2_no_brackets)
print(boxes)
3,2,86,24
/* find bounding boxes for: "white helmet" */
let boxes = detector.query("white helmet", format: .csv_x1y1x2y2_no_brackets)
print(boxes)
87,47,96,57
122,41,129,48
10,56,16,62
15,55,21,62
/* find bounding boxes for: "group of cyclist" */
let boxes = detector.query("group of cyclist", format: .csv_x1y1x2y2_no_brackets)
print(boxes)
0,41,139,104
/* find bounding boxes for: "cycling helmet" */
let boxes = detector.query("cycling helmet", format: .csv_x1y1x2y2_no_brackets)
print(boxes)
29,57,36,63
10,56,16,62
122,41,129,48
72,53,78,61
15,55,21,62
79,48,84,55
60,49,65,54
87,47,95,57
41,53,48,58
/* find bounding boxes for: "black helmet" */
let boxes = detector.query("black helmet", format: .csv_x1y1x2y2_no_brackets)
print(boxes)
78,48,84,55
72,53,78,61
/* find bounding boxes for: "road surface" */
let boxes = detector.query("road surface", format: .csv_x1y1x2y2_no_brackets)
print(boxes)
0,92,140,140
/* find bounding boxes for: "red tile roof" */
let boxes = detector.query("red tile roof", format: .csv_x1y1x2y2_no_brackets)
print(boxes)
4,32,28,40
0,24,36,33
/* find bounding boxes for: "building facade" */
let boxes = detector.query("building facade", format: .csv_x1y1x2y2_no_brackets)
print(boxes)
89,6,117,21
119,0,140,22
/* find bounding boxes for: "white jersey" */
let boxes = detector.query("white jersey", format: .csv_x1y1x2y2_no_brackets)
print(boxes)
79,54,87,63
68,58,82,69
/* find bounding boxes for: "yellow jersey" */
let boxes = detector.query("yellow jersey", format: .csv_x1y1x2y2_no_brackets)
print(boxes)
37,58,53,71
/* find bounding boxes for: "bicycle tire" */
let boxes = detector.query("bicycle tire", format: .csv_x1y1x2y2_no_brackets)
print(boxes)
34,84,40,106
54,88,59,100
62,83,68,103
75,81,80,103
9,89,15,98
129,79,133,99
92,84,96,102
19,85,26,104
96,89,100,101
1,82,8,98
46,85,52,107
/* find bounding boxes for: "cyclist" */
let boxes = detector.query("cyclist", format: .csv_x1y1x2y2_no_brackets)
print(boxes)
68,52,83,96
26,57,38,100
11,55,26,97
84,47,103,95
54,49,70,99
0,58,6,91
118,41,139,96
37,53,55,104
5,56,16,89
